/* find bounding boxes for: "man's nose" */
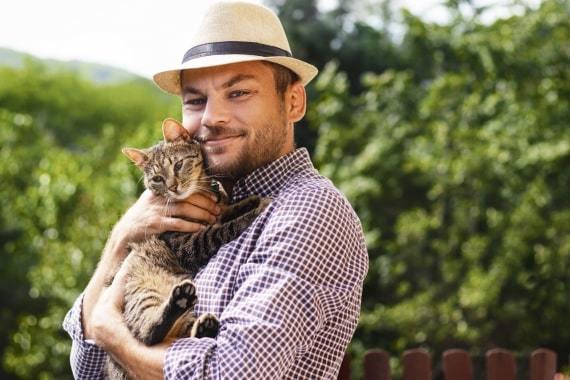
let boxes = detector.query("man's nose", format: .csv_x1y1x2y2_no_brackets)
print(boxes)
201,96,230,127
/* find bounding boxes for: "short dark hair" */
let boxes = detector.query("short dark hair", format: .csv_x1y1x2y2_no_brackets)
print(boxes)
261,61,300,98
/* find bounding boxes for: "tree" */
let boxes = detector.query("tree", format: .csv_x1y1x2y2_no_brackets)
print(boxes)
266,0,402,152
310,0,570,375
0,63,177,379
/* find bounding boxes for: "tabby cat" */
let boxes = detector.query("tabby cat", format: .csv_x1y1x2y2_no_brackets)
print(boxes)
104,118,269,380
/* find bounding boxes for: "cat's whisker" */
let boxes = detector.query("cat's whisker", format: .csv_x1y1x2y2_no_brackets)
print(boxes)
181,178,212,185
183,180,212,185
143,224,149,241
159,198,172,232
203,168,233,180
164,198,172,217
181,182,212,191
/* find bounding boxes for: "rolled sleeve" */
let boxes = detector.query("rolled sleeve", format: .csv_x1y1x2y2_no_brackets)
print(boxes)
165,337,219,379
62,294,107,379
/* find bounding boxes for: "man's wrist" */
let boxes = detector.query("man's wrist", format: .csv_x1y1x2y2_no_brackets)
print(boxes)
100,226,131,265
102,320,167,380
95,313,129,351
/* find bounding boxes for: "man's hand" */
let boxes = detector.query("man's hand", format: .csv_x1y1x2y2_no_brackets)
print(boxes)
89,259,128,351
113,189,221,249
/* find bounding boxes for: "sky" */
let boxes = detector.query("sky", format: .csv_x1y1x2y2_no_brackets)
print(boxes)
0,0,539,79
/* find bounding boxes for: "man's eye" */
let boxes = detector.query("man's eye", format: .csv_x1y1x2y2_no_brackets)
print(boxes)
184,98,206,106
229,90,250,98
174,160,183,172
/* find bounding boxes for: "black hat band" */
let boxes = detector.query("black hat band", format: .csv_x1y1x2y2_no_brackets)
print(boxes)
182,41,292,63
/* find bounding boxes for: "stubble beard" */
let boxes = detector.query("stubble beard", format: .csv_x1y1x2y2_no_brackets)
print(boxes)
204,111,289,183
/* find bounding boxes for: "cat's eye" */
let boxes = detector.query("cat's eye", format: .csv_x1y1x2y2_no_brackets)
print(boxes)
151,175,164,183
174,160,183,172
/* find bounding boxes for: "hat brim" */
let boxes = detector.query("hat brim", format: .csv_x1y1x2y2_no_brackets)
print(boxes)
153,54,318,95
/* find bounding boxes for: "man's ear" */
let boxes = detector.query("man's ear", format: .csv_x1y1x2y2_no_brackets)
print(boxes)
162,118,190,142
122,147,148,167
286,82,307,124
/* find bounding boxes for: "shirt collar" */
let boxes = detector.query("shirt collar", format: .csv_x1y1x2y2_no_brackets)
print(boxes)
231,148,314,201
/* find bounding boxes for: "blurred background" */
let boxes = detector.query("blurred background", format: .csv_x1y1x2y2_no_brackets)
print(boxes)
0,0,568,378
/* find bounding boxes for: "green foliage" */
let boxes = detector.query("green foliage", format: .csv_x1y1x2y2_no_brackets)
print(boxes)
1,0,569,378
0,60,178,147
0,62,177,378
309,0,570,374
0,47,141,84
267,0,402,152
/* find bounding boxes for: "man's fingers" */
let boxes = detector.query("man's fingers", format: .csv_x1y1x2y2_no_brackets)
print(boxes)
169,202,218,224
164,217,207,233
183,192,221,215
113,258,130,284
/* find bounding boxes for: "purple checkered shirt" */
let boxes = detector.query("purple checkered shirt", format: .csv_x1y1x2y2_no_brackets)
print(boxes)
63,148,369,379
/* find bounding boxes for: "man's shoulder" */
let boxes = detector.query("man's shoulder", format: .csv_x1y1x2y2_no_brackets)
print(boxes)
248,149,366,245
270,170,362,228
255,170,368,286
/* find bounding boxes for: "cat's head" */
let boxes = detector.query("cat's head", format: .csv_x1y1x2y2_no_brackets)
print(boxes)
122,118,208,200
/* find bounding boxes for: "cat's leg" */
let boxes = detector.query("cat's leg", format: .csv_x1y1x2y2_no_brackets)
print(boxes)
191,313,220,338
164,197,271,272
220,195,269,223
187,197,271,263
133,279,198,346
215,196,271,236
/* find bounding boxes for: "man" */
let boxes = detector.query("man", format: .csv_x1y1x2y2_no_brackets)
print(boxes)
63,2,368,379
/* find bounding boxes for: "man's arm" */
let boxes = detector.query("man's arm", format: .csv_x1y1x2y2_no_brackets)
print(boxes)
63,190,220,378
89,187,368,379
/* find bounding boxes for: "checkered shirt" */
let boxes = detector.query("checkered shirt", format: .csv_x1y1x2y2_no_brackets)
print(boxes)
63,148,369,379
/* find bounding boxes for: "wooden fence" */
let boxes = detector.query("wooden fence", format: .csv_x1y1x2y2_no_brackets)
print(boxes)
338,348,569,380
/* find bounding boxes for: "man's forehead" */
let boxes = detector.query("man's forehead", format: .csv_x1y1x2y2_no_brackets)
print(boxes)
180,61,272,91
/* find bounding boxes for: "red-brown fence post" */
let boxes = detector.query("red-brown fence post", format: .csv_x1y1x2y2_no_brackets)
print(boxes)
443,349,473,380
338,353,351,380
486,348,516,380
403,348,432,380
530,348,557,380
364,349,391,380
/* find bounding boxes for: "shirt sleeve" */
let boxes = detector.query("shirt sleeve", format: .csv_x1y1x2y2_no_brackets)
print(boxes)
164,186,368,379
62,293,107,379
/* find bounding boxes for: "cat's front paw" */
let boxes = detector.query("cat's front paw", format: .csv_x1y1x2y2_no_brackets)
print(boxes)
170,280,197,311
256,197,271,214
191,313,220,338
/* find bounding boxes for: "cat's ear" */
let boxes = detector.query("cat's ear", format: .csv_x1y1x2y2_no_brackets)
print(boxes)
122,147,148,167
162,118,190,143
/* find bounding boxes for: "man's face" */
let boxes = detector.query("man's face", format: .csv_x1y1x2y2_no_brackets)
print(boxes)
180,61,295,181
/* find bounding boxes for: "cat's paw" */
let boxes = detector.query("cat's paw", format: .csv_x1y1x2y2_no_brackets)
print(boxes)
191,313,220,338
170,280,197,311
256,197,271,213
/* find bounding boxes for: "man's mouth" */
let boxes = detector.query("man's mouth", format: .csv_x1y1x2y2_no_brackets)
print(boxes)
198,134,243,147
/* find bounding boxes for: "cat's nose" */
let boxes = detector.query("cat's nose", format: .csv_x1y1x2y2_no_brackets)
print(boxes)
168,184,177,192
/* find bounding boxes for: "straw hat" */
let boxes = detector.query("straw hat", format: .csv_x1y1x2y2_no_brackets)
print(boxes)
152,1,318,95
